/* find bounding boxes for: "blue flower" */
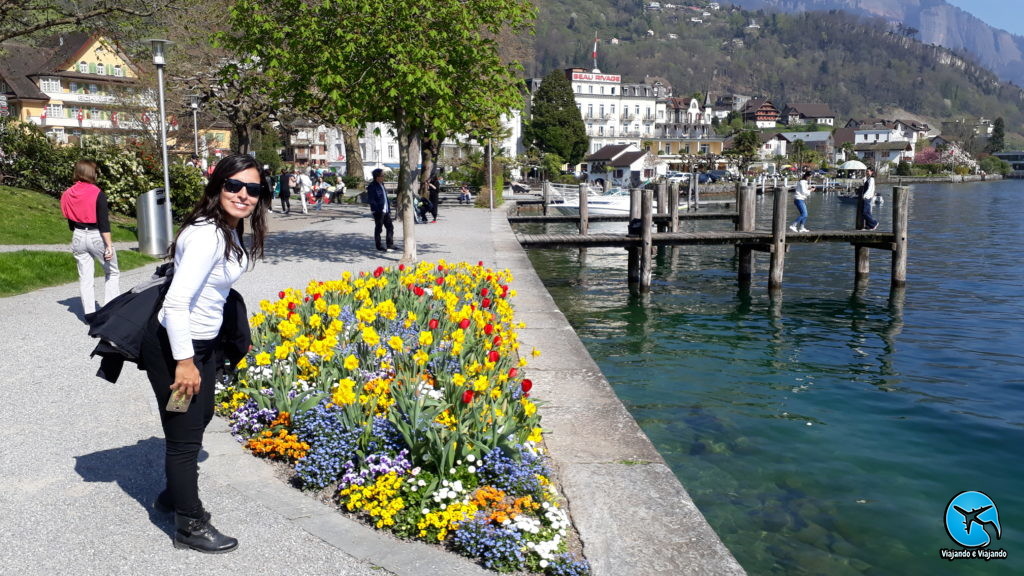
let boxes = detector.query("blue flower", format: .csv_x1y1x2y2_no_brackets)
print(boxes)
451,515,527,572
477,446,551,499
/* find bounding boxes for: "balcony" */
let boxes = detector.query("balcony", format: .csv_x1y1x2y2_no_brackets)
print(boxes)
54,92,118,105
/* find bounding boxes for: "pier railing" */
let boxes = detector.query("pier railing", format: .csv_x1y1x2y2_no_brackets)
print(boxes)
510,182,909,293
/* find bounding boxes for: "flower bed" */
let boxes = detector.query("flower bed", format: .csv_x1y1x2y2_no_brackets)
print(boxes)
216,260,589,575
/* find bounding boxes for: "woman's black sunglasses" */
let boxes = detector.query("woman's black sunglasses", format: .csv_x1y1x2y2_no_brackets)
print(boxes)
223,178,262,196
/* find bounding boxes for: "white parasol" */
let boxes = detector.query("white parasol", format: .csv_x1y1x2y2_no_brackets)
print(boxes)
838,160,867,170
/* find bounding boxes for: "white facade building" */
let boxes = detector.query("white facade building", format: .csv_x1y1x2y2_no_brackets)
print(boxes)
562,67,669,154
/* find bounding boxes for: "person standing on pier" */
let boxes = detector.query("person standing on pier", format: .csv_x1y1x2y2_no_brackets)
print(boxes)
789,171,814,232
860,168,878,230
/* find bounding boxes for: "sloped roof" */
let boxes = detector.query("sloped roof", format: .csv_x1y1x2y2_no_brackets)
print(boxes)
609,150,647,167
0,43,51,100
833,127,856,146
855,141,913,151
585,144,632,162
783,103,834,118
778,131,831,143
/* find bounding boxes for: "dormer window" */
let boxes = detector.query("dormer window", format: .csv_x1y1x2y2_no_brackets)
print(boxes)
113,65,123,78
78,61,88,73
96,63,105,75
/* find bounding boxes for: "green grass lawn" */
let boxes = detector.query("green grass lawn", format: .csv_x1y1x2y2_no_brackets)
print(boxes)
0,185,139,244
0,185,158,296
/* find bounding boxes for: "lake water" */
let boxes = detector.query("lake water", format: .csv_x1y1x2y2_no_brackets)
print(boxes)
522,180,1024,575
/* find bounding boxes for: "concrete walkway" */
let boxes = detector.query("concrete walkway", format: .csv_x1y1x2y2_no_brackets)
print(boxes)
0,199,744,575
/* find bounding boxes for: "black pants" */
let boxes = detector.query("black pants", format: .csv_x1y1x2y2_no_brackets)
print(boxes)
280,192,291,214
428,196,438,221
142,326,218,517
373,211,395,248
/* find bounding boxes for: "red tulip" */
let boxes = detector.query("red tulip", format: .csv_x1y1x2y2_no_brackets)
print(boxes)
287,302,297,311
508,367,518,379
278,291,286,299
461,390,474,404
484,324,494,335
493,336,501,346
304,297,310,302
481,298,491,308
481,287,489,296
428,318,439,330
488,350,500,363
478,261,484,267
435,277,444,286
399,264,405,271
414,286,425,297
437,265,444,271
373,266,384,278
521,379,533,393
312,293,321,301
459,318,470,330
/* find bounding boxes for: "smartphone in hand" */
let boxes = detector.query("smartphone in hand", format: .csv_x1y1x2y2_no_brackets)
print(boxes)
166,390,193,413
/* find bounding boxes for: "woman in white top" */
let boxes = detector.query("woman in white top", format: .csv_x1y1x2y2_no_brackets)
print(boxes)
141,153,267,553
789,171,815,232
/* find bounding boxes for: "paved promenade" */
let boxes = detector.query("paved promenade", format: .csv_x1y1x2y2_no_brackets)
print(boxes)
0,198,744,575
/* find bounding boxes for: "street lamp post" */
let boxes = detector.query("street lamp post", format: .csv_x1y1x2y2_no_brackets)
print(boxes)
189,94,201,157
146,38,174,248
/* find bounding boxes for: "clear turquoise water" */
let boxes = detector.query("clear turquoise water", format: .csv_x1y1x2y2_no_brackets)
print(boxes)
523,180,1024,575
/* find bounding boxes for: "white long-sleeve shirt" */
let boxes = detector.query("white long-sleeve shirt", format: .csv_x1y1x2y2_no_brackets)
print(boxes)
794,179,812,200
158,220,247,360
862,176,876,200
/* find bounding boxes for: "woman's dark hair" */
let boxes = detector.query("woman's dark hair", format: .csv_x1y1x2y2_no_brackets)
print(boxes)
802,171,812,179
168,153,268,264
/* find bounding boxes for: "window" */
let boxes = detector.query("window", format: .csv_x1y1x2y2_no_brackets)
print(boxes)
588,85,593,94
387,145,394,158
45,103,63,117
611,105,616,115
587,104,593,118
69,82,79,93
635,105,640,116
96,63,105,75
611,87,616,95
575,85,580,93
89,84,98,93
610,127,615,136
40,77,61,93
599,127,604,136
599,105,604,118
113,65,123,78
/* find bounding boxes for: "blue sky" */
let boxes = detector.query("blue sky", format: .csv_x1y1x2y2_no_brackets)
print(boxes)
945,0,1024,37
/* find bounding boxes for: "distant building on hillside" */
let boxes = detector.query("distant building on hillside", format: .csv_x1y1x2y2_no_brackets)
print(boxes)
741,98,781,128
781,103,835,126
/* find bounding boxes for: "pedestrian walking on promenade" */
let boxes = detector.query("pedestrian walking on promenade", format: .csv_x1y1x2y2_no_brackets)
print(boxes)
296,168,312,214
427,174,441,222
59,159,119,320
278,167,292,214
367,168,395,251
860,167,878,230
789,171,814,232
143,153,267,553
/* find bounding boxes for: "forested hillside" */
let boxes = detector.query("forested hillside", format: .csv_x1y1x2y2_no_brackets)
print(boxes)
528,1,1024,140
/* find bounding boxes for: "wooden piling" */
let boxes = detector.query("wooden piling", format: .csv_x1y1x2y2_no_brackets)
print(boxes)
668,182,680,233
627,188,641,286
855,196,870,281
578,183,589,261
768,186,787,288
542,182,550,216
656,183,668,233
737,183,756,284
891,186,909,286
640,188,654,291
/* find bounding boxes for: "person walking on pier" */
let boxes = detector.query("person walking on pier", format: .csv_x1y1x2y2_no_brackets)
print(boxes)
860,168,878,230
789,171,814,232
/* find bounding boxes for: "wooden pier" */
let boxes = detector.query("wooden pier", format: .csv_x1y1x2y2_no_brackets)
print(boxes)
510,183,909,292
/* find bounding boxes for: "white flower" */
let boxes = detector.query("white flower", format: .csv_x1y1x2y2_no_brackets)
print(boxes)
449,468,456,475
466,454,476,463
539,560,549,568
411,467,421,475
422,508,429,515
467,466,476,474
452,480,463,493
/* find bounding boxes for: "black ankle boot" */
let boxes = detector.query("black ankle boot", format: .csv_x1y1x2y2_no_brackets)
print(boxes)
173,512,238,553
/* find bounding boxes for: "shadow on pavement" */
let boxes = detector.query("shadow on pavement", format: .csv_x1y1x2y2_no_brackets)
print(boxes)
74,437,208,537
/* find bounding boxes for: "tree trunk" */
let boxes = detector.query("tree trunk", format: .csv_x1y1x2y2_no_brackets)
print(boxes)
341,125,363,181
235,122,251,155
421,136,437,200
396,123,422,263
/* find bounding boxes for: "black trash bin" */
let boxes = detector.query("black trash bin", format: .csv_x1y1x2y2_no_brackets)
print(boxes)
137,188,171,256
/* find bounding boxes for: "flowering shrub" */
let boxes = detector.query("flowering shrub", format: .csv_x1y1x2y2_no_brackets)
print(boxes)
217,261,588,574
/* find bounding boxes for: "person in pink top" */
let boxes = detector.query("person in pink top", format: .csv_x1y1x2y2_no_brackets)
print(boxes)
59,159,119,320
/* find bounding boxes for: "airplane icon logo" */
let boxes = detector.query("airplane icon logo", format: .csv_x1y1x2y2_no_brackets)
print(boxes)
945,492,1002,548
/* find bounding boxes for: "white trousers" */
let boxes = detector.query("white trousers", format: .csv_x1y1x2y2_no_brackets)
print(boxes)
71,228,120,314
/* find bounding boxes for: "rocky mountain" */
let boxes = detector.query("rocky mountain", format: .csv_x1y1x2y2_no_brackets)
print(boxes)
729,0,1024,87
